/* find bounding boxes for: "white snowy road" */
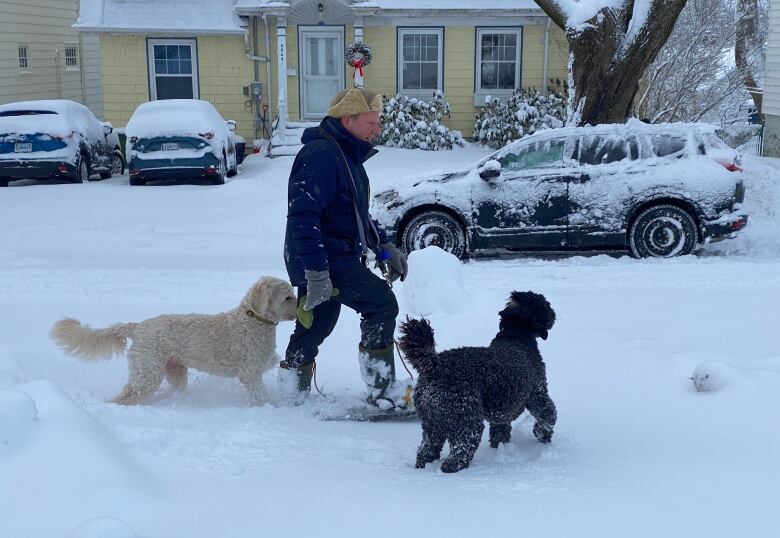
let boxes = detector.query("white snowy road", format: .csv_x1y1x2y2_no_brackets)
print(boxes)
1,147,779,537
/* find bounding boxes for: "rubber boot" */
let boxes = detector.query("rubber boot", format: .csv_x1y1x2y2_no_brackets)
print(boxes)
277,360,314,406
358,345,413,411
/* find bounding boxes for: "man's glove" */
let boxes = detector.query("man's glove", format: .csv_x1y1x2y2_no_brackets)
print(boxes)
378,243,408,282
303,269,333,311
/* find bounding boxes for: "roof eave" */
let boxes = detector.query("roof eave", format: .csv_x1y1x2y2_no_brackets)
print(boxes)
73,23,247,35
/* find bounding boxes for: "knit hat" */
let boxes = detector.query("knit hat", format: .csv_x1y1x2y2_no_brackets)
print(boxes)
326,88,383,118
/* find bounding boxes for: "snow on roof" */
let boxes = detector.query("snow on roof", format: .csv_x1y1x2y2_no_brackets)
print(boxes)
75,0,246,35
0,100,94,138
125,100,230,141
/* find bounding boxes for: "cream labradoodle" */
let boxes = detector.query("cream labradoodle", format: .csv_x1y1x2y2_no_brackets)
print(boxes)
50,277,297,405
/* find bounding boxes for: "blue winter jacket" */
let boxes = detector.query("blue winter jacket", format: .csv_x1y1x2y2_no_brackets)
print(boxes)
284,116,388,287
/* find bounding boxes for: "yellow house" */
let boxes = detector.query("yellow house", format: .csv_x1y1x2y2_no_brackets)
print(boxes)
75,0,569,153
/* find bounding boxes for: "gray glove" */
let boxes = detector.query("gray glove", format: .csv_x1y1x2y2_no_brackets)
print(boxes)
378,243,408,282
303,269,333,311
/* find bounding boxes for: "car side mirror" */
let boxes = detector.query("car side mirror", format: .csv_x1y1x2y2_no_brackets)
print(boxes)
479,167,500,181
102,122,113,135
226,120,237,132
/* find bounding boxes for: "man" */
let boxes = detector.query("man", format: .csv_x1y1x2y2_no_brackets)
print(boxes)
279,88,410,410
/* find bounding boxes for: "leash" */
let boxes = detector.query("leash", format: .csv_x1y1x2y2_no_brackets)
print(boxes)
393,339,415,381
312,360,325,396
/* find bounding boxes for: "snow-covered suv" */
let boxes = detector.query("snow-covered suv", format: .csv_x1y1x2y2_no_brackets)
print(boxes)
372,121,747,258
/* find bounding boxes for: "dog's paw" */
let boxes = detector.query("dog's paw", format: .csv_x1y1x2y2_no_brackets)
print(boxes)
415,460,427,469
533,422,553,444
440,458,469,474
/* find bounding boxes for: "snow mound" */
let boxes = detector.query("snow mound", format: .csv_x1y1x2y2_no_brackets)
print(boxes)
0,388,38,444
401,246,467,316
0,344,22,388
691,361,739,392
66,517,138,538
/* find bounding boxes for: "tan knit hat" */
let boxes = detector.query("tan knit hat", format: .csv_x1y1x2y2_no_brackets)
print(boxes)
326,88,383,118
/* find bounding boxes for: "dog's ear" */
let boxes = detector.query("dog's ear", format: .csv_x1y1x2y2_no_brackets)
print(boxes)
245,278,272,316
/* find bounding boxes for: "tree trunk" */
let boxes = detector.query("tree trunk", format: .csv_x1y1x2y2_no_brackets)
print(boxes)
535,0,688,125
736,0,763,114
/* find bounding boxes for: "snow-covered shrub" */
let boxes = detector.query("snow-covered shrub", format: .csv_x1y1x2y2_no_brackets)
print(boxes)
473,82,567,148
376,91,465,150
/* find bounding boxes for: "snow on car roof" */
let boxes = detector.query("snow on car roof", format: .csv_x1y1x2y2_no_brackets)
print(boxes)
0,100,92,138
125,100,229,141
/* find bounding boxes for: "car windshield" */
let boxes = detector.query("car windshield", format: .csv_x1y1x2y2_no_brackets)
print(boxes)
498,139,565,171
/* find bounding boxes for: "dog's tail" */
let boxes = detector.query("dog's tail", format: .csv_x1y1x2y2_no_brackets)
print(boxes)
398,317,438,376
50,317,134,361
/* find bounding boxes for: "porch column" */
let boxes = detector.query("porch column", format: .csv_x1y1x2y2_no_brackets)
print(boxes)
276,17,288,132
354,17,364,88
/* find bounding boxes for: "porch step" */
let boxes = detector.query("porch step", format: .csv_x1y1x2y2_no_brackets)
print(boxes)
268,120,319,157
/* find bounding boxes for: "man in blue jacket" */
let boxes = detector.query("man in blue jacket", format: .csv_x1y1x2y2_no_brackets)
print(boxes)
280,88,410,410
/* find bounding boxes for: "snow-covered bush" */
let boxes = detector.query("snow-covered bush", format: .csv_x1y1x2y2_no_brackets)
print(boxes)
376,91,465,150
473,82,567,148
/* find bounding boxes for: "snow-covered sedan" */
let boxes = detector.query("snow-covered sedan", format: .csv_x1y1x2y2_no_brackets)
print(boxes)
0,100,122,186
372,121,747,258
126,100,238,186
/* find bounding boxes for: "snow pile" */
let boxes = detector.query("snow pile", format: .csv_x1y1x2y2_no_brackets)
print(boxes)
376,92,465,150
66,517,138,538
0,389,38,447
401,246,467,316
473,85,567,148
705,155,780,258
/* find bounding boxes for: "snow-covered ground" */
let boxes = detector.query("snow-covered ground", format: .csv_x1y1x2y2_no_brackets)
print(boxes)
1,144,779,537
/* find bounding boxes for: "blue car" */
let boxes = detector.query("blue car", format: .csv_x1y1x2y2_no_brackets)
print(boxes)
0,100,122,186
126,100,238,186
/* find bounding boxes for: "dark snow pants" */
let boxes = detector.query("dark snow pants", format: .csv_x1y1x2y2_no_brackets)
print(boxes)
284,260,399,368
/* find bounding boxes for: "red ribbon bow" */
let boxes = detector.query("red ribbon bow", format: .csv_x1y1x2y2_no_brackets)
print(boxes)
352,57,365,78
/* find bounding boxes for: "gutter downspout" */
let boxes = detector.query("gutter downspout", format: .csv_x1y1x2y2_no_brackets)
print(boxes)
543,18,551,95
263,13,273,133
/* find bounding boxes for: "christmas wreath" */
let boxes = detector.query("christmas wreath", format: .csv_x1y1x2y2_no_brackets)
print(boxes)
345,41,372,77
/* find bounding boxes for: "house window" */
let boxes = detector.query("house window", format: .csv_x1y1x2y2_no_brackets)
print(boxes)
65,46,79,69
475,28,522,99
398,28,443,98
147,39,199,100
18,45,29,70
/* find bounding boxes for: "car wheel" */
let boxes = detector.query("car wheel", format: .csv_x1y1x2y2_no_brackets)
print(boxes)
629,204,698,258
129,176,146,186
213,155,227,185
0,179,8,188
73,157,90,183
401,210,467,259
112,152,125,175
227,163,238,178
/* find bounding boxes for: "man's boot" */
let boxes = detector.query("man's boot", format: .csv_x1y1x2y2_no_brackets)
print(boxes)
358,345,414,411
277,360,314,406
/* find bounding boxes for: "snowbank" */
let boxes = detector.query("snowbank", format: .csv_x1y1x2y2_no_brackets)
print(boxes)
66,517,138,538
401,246,468,316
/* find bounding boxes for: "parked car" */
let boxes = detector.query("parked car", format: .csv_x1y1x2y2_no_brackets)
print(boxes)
372,121,748,259
0,100,123,186
126,100,238,186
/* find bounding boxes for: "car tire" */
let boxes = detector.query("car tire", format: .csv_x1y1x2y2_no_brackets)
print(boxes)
72,157,90,184
401,210,467,259
213,155,227,185
104,152,125,179
629,204,698,258
129,176,146,186
0,180,8,188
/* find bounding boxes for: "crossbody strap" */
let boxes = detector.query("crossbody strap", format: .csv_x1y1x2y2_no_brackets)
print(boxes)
318,128,380,256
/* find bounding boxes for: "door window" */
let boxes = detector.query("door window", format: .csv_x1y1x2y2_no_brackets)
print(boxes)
498,139,565,171
147,39,198,100
579,135,636,165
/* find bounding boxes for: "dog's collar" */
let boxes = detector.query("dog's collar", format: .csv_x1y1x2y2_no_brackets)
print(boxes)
245,308,278,325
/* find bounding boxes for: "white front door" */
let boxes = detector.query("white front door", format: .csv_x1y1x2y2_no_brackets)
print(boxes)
299,26,344,119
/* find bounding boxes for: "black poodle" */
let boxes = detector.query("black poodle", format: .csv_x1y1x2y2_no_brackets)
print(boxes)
398,291,557,473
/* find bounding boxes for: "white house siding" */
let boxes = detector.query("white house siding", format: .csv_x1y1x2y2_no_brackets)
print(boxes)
80,33,104,119
762,0,780,156
0,0,100,117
